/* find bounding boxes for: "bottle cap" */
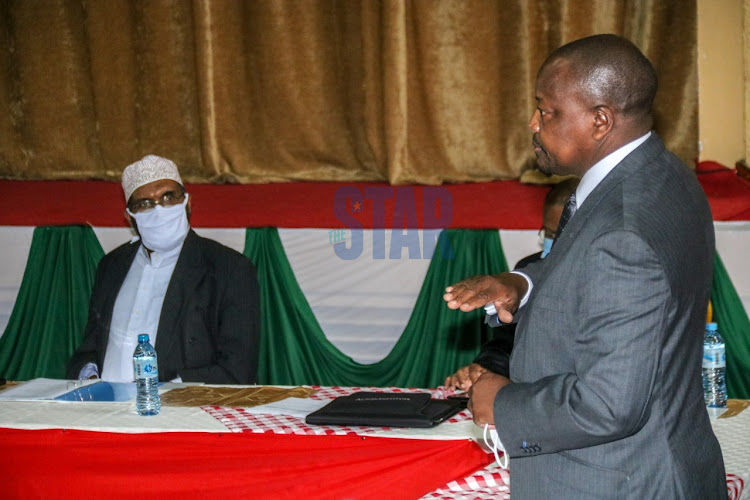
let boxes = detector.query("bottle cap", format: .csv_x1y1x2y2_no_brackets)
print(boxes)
138,333,150,343
706,322,718,331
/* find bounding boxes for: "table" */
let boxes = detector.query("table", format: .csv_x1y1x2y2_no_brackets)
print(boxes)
0,384,746,499
0,384,493,500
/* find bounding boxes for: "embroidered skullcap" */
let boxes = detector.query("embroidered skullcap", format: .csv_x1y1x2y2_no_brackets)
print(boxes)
122,155,183,202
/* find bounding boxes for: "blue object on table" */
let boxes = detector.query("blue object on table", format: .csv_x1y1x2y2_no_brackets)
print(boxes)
55,382,140,402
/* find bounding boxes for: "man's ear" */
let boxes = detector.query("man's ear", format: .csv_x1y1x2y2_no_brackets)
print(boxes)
592,105,613,140
124,209,137,232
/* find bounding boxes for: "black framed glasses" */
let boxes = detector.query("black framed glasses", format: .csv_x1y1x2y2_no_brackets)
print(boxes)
128,189,186,214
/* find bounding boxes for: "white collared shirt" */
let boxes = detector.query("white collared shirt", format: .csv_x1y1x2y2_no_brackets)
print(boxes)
98,240,183,382
575,131,651,208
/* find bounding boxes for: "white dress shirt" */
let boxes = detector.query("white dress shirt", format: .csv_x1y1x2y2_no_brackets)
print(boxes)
81,239,183,382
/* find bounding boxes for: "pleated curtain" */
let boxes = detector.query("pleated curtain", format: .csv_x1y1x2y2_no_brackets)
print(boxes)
245,227,508,387
0,226,103,380
0,1,697,185
712,254,750,399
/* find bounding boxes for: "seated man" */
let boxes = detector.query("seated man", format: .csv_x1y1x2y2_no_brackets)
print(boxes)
67,155,260,384
444,178,578,390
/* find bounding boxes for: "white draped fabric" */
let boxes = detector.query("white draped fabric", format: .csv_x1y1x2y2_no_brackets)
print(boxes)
1,223,748,364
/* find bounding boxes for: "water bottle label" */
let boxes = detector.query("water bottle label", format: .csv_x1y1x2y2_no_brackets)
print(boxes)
702,347,726,369
134,357,159,379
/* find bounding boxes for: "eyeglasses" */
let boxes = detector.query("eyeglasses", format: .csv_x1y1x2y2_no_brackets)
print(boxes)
128,190,186,214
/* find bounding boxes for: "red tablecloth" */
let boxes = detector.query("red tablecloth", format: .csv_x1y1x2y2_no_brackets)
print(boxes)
0,427,493,500
0,385,744,499
0,386,496,500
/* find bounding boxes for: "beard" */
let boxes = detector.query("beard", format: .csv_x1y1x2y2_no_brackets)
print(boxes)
532,135,556,175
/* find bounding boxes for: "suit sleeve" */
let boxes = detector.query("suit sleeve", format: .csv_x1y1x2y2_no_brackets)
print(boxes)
494,230,668,456
65,257,110,378
473,325,515,378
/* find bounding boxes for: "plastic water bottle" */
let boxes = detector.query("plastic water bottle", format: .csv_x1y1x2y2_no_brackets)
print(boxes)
702,322,727,408
133,333,161,416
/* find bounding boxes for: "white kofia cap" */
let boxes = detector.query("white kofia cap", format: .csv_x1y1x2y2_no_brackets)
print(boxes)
121,155,183,202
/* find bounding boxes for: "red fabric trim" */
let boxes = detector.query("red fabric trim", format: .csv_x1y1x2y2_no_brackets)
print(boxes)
0,179,546,229
1,162,748,229
695,161,750,221
0,427,492,500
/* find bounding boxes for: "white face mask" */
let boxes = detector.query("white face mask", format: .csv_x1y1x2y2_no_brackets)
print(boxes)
483,423,509,469
127,194,190,253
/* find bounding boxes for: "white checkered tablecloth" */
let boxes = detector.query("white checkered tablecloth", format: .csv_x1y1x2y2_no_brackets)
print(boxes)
420,463,511,500
712,406,750,500
202,385,473,436
201,386,507,498
727,474,746,500
201,388,747,500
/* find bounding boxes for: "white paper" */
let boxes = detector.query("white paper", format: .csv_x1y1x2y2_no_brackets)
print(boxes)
369,419,482,441
0,378,99,401
244,397,329,418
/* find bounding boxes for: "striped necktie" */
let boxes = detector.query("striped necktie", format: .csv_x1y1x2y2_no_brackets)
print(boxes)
553,192,577,246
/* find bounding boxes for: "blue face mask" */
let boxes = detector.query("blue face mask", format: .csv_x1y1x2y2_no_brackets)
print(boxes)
541,237,554,258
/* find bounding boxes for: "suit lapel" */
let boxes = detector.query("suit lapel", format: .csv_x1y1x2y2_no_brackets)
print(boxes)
526,134,666,294
107,244,140,310
512,134,666,370
551,135,663,252
155,230,206,354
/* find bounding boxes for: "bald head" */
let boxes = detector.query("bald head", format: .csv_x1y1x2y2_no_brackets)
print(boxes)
540,34,657,132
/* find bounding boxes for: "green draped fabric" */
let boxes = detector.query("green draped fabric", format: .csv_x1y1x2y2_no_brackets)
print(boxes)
0,226,103,381
711,253,750,399
4,225,748,396
244,227,509,387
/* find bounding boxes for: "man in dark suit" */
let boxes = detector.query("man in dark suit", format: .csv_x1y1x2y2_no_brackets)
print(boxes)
444,35,726,498
444,178,578,390
67,155,260,384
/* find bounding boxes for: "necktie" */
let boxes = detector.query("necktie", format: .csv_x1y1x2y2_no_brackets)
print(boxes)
553,192,577,246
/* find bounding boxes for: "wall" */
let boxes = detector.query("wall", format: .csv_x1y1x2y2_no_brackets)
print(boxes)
698,0,745,167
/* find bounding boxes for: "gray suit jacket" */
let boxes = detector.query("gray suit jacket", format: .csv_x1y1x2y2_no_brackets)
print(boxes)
67,230,260,384
496,134,727,499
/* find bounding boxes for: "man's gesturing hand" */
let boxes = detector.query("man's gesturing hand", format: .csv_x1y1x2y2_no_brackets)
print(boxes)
443,273,527,323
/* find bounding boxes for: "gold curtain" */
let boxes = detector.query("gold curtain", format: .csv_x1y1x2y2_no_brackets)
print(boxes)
0,0,696,185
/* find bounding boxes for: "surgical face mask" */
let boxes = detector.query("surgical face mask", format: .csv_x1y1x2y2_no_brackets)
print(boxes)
483,423,508,469
541,236,554,258
127,194,190,253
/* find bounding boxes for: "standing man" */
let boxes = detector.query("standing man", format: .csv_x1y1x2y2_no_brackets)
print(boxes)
444,35,726,498
67,155,260,384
